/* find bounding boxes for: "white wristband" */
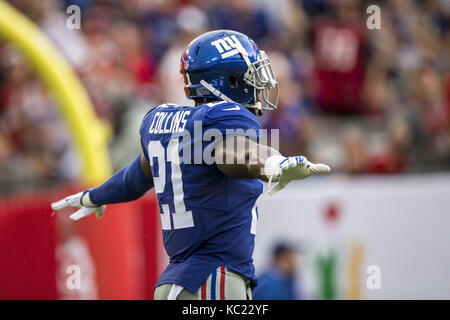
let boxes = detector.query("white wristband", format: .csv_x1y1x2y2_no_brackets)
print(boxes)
264,155,285,181
81,192,96,207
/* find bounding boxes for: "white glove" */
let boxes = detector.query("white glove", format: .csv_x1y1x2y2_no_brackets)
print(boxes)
264,155,331,195
51,191,106,221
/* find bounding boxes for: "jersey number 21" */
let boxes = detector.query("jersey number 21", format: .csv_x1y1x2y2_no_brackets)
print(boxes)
148,138,194,230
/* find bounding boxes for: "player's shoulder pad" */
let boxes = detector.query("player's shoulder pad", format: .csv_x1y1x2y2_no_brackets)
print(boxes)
204,101,259,121
139,104,165,134
202,101,262,134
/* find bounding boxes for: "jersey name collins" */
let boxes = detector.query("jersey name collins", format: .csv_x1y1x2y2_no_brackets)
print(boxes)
149,110,191,134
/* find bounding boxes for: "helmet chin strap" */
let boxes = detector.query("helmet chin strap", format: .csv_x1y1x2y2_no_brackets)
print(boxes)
246,101,262,110
244,101,263,116
200,80,234,103
200,79,262,113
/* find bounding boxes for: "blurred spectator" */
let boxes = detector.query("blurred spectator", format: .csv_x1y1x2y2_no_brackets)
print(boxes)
253,242,303,300
406,66,450,170
341,126,370,174
204,0,271,42
369,116,410,173
312,0,368,115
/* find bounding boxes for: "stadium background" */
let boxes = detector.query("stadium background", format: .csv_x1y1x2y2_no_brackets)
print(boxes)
0,0,449,299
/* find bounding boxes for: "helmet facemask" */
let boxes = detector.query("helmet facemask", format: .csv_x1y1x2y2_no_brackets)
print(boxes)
243,50,279,111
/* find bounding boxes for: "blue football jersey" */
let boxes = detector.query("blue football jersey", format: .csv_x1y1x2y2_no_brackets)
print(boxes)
139,101,263,293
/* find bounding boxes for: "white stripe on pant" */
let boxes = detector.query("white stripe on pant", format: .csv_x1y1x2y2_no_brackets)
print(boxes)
154,265,251,300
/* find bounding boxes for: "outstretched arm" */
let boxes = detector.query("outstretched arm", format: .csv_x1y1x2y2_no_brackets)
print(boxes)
51,154,154,220
85,154,153,206
214,136,280,182
214,136,331,195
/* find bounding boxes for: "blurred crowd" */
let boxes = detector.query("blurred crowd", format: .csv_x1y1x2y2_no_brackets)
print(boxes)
0,0,449,194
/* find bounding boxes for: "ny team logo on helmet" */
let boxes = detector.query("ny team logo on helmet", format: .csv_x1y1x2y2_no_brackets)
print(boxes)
180,30,279,112
210,35,242,59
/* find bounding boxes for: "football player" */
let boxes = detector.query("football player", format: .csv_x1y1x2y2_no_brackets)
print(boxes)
51,30,330,300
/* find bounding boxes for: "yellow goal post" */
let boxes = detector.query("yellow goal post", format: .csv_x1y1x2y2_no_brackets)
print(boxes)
0,1,112,185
